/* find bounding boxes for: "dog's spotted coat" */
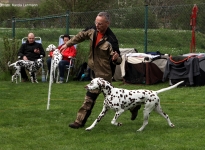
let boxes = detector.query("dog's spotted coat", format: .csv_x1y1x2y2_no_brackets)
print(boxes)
46,44,62,82
85,77,183,132
8,58,43,83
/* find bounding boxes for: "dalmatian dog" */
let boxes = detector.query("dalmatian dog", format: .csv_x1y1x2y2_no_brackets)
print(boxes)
7,62,21,83
8,58,43,83
46,44,56,52
85,78,184,132
46,44,62,82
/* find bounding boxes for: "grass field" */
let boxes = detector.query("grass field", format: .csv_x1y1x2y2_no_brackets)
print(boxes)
0,80,205,150
0,28,205,149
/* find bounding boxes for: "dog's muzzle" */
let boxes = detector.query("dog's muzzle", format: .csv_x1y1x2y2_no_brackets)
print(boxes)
84,86,101,93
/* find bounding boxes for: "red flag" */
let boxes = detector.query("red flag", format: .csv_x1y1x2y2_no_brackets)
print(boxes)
190,4,198,53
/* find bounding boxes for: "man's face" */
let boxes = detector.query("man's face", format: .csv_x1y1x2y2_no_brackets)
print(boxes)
28,34,35,43
95,16,109,34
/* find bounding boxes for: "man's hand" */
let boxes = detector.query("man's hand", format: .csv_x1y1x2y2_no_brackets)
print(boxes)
60,44,67,52
112,51,119,61
23,56,28,60
34,48,40,54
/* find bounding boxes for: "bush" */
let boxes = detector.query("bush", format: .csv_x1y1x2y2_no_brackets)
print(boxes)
0,37,20,80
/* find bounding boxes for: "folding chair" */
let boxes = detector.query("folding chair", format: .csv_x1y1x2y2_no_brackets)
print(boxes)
58,35,77,82
21,36,45,82
58,35,77,48
66,56,76,83
46,35,77,83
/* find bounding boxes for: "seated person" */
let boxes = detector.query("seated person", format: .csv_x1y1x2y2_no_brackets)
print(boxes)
47,34,77,83
18,32,45,82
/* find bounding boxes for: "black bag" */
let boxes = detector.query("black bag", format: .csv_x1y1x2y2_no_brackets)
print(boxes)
123,61,146,84
73,62,91,81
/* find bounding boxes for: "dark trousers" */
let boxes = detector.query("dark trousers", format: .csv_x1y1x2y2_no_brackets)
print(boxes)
47,58,70,81
46,57,52,73
21,67,28,79
58,60,70,80
75,91,100,126
21,67,35,80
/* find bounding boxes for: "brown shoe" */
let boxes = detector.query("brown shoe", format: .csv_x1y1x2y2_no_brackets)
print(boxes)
69,122,83,129
130,105,141,120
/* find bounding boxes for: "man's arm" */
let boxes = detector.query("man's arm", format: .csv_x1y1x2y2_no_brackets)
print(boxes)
38,43,45,57
17,44,25,59
62,46,77,58
60,27,94,51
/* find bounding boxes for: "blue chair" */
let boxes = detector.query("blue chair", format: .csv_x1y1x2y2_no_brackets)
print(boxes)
59,35,77,83
58,35,77,48
21,36,45,82
46,35,77,83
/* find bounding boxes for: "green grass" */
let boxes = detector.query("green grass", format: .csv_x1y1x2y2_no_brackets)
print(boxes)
0,27,205,149
0,80,205,149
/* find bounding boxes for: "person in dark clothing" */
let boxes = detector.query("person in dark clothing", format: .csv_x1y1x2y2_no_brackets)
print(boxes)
18,33,45,81
60,12,141,129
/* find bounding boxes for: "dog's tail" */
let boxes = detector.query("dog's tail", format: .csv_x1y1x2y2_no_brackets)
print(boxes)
8,61,16,67
8,61,13,67
156,81,184,94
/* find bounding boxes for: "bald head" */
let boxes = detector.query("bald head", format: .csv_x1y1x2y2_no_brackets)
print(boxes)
27,33,35,43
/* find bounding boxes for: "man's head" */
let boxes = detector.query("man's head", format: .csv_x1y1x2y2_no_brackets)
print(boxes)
62,34,70,44
27,33,35,44
95,12,110,34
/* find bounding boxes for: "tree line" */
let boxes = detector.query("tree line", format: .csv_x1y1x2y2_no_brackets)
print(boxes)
0,0,204,24
1,0,205,33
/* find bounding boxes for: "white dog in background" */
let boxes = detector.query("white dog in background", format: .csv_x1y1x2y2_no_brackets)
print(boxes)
46,44,56,52
8,62,21,83
85,77,184,132
46,44,62,82
8,58,43,83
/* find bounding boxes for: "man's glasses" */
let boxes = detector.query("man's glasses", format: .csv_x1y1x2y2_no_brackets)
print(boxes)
94,21,104,26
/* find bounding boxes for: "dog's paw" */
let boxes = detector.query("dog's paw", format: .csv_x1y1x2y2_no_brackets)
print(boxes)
117,123,122,126
137,127,144,131
85,127,92,131
170,123,175,128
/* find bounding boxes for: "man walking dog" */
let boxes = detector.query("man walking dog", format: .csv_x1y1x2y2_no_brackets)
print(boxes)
60,12,141,129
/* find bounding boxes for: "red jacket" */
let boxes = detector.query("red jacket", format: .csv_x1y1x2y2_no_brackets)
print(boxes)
49,44,77,61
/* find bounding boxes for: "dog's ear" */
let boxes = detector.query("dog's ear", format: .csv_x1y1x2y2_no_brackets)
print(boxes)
98,78,104,83
99,78,109,88
96,79,102,89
